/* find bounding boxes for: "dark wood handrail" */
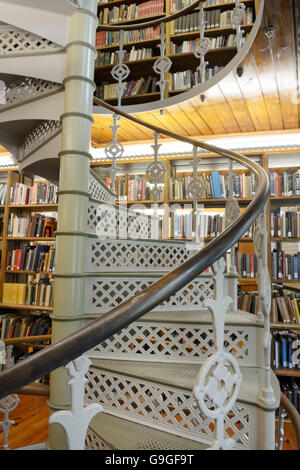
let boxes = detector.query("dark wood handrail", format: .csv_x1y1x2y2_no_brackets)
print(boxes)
98,0,201,31
0,99,269,400
280,393,300,450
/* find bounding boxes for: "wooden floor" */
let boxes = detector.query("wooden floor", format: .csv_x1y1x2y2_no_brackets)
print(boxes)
0,394,298,450
0,394,49,450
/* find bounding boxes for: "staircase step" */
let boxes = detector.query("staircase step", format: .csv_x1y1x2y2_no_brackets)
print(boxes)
85,359,280,449
88,199,153,239
87,309,263,367
87,237,195,273
87,359,280,410
85,272,215,314
87,412,207,450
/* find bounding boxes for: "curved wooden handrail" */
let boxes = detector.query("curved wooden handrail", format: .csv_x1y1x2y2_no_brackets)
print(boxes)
280,393,300,450
0,100,269,400
98,0,201,31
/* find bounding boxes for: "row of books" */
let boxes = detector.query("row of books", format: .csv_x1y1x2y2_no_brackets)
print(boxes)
98,0,165,25
169,7,254,35
272,250,300,281
273,332,300,370
6,243,56,272
234,252,257,279
95,77,160,100
168,66,222,90
96,46,156,67
165,210,254,239
279,378,300,414
170,34,237,53
117,176,164,201
169,172,256,200
7,213,57,238
170,0,240,12
96,26,161,48
270,207,300,238
0,183,7,205
269,170,300,197
10,181,58,205
0,312,51,340
272,289,300,324
237,290,258,314
3,279,54,307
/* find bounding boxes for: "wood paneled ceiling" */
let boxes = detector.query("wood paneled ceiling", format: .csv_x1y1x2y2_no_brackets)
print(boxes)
91,0,300,147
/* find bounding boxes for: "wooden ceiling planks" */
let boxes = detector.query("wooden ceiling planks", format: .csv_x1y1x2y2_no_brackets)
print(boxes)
216,70,257,133
266,0,299,130
91,0,300,147
248,9,284,130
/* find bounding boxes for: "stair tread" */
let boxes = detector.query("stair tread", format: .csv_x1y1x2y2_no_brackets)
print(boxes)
89,359,281,410
85,308,263,326
88,412,208,450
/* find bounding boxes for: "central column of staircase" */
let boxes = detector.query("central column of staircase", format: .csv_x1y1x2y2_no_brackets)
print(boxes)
48,0,99,450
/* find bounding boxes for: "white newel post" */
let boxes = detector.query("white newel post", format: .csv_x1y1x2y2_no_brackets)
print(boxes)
49,356,102,450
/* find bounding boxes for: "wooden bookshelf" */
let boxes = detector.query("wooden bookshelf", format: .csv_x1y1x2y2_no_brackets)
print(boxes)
0,169,57,348
0,303,53,312
95,0,257,104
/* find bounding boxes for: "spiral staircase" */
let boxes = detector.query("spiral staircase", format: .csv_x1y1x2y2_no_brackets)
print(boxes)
0,0,298,451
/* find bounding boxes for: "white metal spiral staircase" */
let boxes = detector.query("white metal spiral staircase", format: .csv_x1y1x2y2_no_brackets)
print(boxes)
0,0,295,451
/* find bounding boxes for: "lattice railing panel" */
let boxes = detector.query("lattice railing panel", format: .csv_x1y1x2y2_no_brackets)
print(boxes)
88,323,255,366
88,174,116,205
86,276,214,313
23,120,62,157
87,238,191,272
87,200,151,239
0,77,61,111
85,367,251,449
85,429,111,450
0,27,63,56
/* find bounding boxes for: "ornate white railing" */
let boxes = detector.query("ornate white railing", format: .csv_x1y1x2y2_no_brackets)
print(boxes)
23,120,62,158
88,170,116,205
0,25,63,56
0,77,62,111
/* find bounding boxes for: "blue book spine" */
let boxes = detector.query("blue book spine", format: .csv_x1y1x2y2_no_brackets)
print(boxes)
281,336,288,367
294,255,298,280
211,172,221,198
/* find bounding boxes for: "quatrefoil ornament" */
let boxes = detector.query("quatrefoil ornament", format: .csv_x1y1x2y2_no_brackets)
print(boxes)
111,63,130,82
105,141,124,160
153,56,172,75
194,352,242,419
194,37,211,59
146,161,166,181
187,178,205,200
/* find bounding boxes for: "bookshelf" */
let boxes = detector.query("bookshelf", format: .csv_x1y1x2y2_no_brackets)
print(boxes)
95,0,258,105
0,169,58,355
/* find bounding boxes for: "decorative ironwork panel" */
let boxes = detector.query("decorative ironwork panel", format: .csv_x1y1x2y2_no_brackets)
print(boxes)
0,77,61,111
88,322,254,366
87,239,191,272
23,120,61,156
87,200,151,239
85,367,251,449
86,275,214,313
85,428,112,450
88,173,116,204
0,27,63,56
